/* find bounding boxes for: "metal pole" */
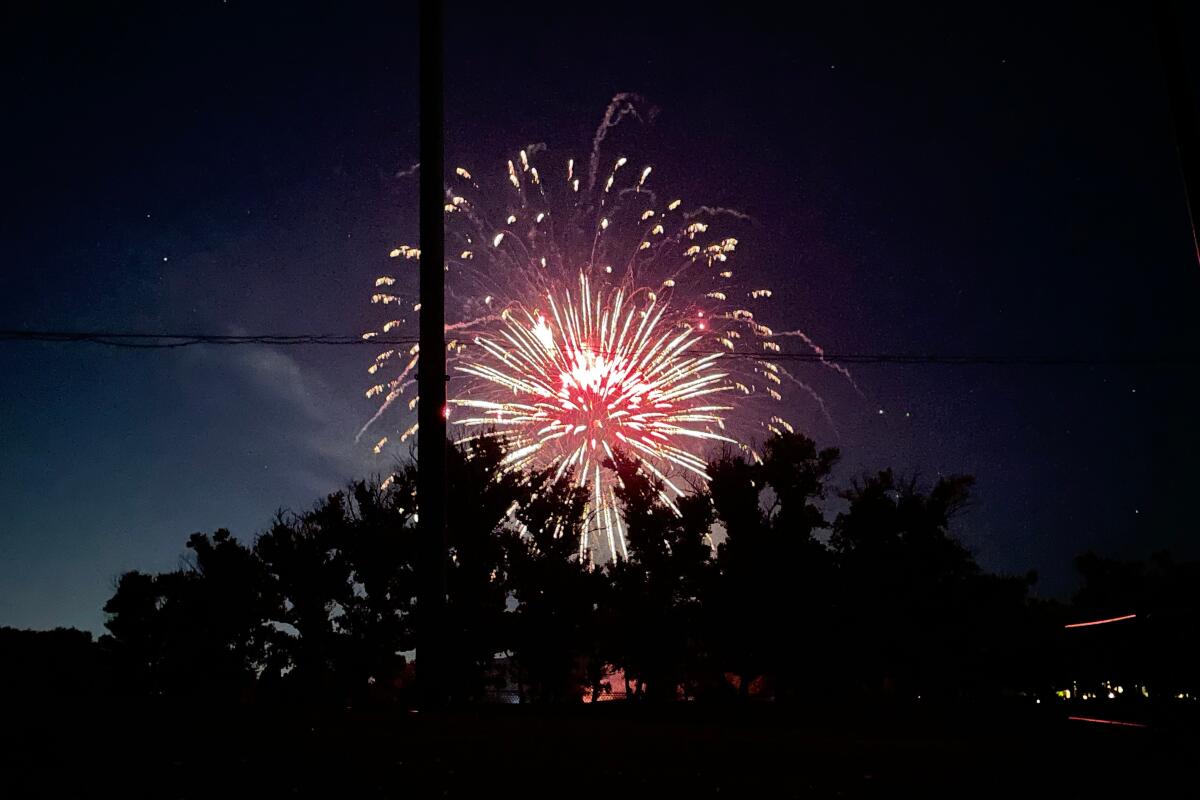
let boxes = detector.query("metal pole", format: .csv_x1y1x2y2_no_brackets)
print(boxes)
417,0,447,708
1153,0,1200,267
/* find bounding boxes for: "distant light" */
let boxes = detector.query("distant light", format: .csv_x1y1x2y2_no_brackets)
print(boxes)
162,256,168,262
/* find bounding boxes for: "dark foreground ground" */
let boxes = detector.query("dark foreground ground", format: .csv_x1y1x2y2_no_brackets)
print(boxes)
2,699,1194,798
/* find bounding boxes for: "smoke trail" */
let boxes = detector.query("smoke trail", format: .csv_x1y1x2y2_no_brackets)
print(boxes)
587,93,647,193
768,329,863,397
685,206,754,223
444,315,501,331
356,386,403,442
777,365,839,438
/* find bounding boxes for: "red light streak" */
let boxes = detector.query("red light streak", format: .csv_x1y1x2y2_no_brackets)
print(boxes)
1063,613,1137,629
1067,716,1148,729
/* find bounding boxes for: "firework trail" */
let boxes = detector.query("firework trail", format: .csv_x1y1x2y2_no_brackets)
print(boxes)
361,95,851,561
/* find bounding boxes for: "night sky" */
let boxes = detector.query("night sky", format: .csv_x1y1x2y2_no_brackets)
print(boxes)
3,1,1199,634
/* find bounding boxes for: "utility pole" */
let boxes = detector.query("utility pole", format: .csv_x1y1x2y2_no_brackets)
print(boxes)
417,0,447,708
1154,0,1200,266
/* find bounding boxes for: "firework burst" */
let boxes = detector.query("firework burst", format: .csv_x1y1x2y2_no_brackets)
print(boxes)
456,272,737,559
361,95,843,561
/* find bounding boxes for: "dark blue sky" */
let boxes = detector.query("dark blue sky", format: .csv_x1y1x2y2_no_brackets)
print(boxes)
3,1,1198,633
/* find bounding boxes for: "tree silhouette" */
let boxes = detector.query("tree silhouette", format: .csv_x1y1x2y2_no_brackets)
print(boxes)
605,451,714,702
101,570,164,693
330,476,418,705
441,437,525,701
82,431,1080,708
181,528,276,694
101,530,270,697
503,467,598,702
708,433,839,700
1,626,104,699
254,501,354,699
829,470,1031,699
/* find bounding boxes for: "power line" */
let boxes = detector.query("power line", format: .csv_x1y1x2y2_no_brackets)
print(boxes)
2,329,1198,367
0,330,419,349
